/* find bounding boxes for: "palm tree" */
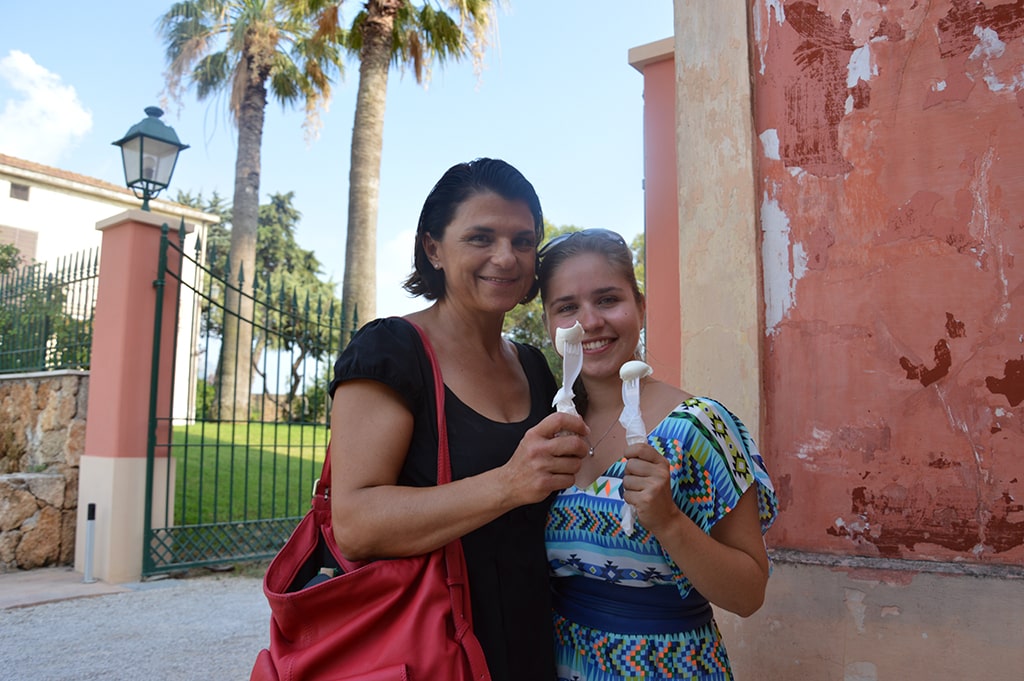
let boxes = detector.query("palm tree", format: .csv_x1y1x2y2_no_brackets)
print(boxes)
325,0,495,336
159,0,341,420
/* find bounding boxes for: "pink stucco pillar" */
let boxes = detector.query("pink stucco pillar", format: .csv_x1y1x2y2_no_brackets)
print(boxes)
630,40,681,386
75,210,189,583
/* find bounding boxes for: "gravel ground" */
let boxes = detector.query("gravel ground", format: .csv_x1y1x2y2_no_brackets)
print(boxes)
0,573,270,680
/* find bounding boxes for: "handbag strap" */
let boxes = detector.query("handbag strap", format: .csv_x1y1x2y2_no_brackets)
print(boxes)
407,320,490,680
406,320,452,485
312,318,451,499
316,318,489,679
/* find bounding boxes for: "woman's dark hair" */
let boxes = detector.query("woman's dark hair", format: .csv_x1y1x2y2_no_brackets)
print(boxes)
403,158,545,301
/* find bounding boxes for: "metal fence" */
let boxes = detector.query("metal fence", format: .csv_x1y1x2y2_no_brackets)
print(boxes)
144,222,356,574
0,248,99,374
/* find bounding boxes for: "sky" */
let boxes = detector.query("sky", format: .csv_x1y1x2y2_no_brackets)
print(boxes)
0,1,673,319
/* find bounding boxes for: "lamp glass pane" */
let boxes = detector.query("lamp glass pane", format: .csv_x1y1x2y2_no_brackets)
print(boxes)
140,137,180,187
120,137,144,185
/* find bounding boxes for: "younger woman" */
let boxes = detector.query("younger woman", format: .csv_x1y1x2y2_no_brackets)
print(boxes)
538,229,778,681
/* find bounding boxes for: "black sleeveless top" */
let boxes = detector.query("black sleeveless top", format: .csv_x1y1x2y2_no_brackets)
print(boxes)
329,317,558,681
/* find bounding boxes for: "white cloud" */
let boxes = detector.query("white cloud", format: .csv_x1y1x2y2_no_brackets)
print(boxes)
0,50,92,164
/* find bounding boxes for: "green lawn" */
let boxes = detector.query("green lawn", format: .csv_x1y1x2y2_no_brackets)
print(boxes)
170,422,329,525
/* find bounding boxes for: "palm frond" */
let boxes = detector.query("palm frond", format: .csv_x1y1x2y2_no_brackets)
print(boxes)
194,52,233,100
269,54,303,106
157,0,342,129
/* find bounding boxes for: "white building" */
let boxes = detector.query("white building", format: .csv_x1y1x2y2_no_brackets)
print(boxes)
0,153,219,422
0,153,217,263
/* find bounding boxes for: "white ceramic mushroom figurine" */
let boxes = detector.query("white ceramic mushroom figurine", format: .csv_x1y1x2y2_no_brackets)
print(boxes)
618,360,653,535
552,321,584,419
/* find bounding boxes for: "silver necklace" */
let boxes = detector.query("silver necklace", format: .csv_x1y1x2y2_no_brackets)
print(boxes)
586,383,645,456
586,419,618,457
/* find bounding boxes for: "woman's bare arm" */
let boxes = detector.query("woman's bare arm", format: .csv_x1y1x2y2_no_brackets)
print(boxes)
330,379,588,560
623,444,770,617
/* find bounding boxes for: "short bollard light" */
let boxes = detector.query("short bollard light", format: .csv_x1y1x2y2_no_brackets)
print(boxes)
112,106,189,211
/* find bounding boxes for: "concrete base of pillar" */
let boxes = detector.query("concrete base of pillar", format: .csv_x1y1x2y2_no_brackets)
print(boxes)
74,455,175,583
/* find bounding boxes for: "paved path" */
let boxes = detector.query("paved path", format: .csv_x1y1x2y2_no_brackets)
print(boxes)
0,567,270,680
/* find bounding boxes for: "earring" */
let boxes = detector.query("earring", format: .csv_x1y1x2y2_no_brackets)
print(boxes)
432,261,442,270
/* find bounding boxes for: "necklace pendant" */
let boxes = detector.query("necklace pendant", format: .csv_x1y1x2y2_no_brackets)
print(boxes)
587,447,595,457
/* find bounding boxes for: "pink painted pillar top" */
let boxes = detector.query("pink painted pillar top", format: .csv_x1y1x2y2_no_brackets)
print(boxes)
84,210,190,459
631,44,680,385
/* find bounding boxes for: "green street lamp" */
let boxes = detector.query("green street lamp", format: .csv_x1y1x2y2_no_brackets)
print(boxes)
112,106,189,211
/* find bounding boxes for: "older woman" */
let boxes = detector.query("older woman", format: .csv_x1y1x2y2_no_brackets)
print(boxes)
328,158,589,681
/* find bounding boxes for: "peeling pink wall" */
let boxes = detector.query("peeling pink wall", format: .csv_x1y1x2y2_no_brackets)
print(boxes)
754,0,1024,565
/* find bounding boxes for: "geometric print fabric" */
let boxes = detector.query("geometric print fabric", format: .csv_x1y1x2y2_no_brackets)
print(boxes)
547,397,778,680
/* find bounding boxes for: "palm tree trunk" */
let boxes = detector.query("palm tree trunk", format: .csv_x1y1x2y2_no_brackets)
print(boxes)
217,76,267,422
341,0,402,337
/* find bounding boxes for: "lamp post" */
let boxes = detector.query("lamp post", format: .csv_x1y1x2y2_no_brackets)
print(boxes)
112,107,189,211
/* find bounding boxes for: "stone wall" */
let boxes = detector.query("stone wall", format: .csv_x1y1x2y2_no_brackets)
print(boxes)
0,371,87,571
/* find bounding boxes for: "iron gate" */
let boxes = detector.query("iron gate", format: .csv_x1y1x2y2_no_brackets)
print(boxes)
143,222,351,575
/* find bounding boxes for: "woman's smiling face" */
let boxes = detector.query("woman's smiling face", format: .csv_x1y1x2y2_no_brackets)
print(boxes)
426,191,538,315
543,251,645,379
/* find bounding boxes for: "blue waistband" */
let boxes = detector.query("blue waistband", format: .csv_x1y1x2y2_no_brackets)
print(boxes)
552,576,712,635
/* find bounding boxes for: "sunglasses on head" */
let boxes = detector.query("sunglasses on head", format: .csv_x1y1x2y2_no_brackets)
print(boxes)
537,228,628,258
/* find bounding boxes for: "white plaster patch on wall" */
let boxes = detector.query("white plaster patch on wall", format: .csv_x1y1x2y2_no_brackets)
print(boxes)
760,129,781,161
835,514,868,535
846,44,877,113
844,588,867,633
753,0,787,76
970,25,1003,61
765,0,785,25
847,44,876,88
971,26,1007,62
793,242,808,279
761,189,801,335
931,80,948,92
967,25,1023,93
844,661,879,681
796,426,831,460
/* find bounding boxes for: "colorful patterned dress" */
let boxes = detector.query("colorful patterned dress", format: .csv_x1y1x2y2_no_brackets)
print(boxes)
546,397,778,681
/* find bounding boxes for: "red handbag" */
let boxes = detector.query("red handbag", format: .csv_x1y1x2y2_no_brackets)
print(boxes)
251,322,491,681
